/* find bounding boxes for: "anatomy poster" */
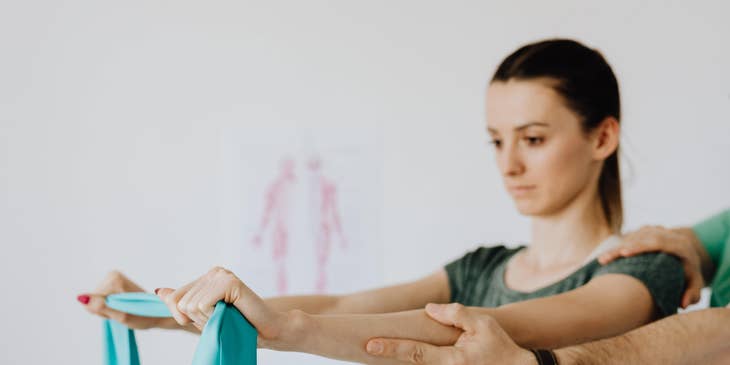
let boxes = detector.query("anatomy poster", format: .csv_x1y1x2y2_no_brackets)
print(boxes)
219,125,383,364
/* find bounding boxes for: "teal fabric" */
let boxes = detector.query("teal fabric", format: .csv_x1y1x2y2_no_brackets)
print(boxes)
693,209,730,307
104,293,257,365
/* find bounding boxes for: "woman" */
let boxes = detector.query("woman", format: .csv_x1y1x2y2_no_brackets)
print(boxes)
78,39,685,363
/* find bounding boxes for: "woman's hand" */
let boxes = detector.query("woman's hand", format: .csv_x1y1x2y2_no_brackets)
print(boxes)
155,266,291,345
598,225,705,308
77,270,194,332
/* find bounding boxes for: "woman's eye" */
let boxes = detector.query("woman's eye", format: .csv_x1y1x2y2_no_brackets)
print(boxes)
525,137,544,146
489,139,502,148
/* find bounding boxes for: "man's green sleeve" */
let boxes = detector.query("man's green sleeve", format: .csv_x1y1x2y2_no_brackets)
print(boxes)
693,209,730,267
693,208,730,307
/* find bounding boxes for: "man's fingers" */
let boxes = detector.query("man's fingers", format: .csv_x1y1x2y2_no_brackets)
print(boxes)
424,303,474,332
598,249,623,264
598,243,639,264
681,273,704,308
366,338,445,364
599,242,665,265
618,242,663,257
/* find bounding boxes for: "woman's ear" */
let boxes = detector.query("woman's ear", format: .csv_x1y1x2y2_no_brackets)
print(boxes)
592,116,620,160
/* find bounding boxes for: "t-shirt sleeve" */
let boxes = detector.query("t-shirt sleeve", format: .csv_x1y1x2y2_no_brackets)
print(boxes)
693,208,730,268
444,246,503,303
594,253,685,318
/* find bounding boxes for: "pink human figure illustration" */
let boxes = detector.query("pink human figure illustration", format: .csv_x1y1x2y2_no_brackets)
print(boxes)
251,158,296,295
308,157,348,293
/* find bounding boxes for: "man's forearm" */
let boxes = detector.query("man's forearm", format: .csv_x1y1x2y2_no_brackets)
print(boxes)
264,309,461,364
556,308,730,365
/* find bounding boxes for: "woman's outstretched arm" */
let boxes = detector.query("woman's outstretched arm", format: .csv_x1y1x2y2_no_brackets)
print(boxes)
156,265,674,364
265,269,451,315
78,269,450,333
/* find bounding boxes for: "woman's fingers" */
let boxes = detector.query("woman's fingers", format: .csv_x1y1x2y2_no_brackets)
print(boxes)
189,282,217,323
178,280,215,329
157,273,220,330
156,266,285,340
94,270,145,295
157,287,194,327
79,293,164,329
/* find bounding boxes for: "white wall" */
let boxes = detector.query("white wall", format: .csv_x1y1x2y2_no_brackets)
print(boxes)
1,0,729,363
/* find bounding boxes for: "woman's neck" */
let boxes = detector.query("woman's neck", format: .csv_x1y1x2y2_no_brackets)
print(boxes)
526,192,613,269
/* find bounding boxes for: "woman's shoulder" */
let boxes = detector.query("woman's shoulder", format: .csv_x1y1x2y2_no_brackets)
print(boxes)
593,252,685,317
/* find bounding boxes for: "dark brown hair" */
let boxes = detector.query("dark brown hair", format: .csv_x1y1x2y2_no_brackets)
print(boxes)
491,39,622,232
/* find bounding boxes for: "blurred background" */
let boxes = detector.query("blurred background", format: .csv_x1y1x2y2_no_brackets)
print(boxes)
1,0,729,363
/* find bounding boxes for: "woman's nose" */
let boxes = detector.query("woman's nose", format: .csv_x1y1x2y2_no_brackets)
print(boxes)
499,142,525,177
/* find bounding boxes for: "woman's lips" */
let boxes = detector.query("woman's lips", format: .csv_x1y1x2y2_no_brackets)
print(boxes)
508,185,536,197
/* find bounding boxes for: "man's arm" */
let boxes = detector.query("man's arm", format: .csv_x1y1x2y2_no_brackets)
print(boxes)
557,307,730,365
367,305,730,365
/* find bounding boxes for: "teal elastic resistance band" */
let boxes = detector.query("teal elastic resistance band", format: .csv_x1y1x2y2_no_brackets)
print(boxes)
103,293,257,365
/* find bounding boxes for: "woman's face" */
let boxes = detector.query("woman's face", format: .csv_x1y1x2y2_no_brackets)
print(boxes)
486,78,603,217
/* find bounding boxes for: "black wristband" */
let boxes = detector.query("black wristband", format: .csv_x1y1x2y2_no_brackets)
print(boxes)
530,349,558,365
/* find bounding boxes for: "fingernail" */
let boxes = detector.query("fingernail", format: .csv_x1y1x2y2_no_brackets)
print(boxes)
366,341,383,355
77,295,90,305
154,288,160,295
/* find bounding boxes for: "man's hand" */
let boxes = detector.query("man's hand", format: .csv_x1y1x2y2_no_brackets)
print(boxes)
365,303,535,365
599,225,706,308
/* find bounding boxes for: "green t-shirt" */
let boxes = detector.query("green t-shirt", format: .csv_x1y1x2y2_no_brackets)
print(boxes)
693,209,730,307
445,245,684,318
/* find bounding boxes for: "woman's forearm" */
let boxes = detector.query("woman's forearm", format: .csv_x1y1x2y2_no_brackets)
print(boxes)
264,271,451,316
264,309,462,364
265,295,341,314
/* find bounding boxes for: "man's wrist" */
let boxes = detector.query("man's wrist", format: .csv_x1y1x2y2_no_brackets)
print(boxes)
518,348,540,365
554,347,583,365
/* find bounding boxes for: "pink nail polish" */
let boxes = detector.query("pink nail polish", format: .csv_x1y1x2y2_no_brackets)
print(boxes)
77,295,90,305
